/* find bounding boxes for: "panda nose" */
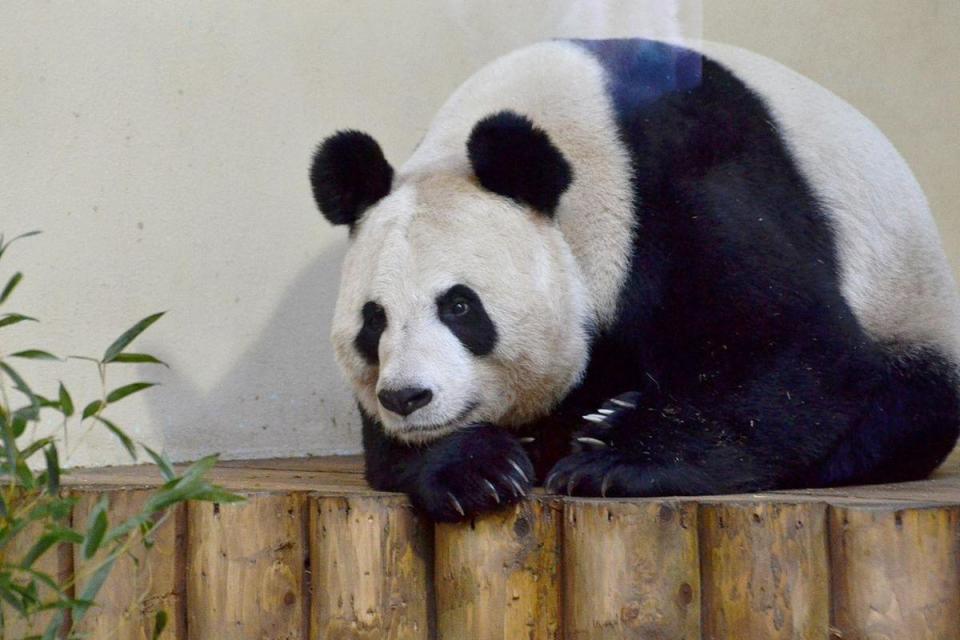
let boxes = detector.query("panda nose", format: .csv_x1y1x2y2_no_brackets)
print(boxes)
378,386,433,417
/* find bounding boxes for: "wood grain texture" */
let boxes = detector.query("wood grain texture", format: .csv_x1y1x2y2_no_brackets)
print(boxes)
0,507,67,638
310,494,433,640
435,498,563,640
829,503,960,640
72,489,184,640
186,493,306,640
563,500,700,640
700,501,829,640
58,455,960,506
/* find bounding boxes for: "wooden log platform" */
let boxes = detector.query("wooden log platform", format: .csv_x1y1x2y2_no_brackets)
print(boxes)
17,452,960,639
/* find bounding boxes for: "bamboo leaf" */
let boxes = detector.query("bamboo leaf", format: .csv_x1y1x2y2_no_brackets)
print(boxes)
9,349,59,361
20,437,54,460
0,586,26,614
20,529,82,568
15,459,36,489
34,394,60,409
152,610,168,640
0,313,38,328
0,272,22,305
1,411,18,473
93,416,137,460
0,361,38,410
44,445,60,494
81,400,103,420
82,495,109,559
69,549,119,628
190,485,245,504
103,312,165,362
13,406,38,423
109,352,168,367
58,382,74,417
106,382,157,404
143,445,176,481
0,230,41,261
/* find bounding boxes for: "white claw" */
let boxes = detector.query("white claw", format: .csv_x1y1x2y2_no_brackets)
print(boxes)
482,478,500,504
576,436,607,448
447,492,465,517
508,459,529,483
582,413,607,423
518,436,535,444
507,475,526,497
601,472,614,498
598,408,615,415
611,398,637,409
544,472,559,493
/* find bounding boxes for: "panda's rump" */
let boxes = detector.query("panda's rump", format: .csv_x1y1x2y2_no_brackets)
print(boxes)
697,40,960,365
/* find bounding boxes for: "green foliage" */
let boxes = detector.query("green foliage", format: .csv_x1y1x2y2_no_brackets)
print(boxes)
0,231,242,638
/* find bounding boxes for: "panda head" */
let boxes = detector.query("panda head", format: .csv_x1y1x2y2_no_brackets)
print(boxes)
311,111,590,443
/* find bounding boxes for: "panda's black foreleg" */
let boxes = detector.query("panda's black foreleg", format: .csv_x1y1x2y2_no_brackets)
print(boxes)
360,406,534,522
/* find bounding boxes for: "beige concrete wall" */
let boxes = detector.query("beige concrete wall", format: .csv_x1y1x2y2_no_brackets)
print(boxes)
1,1,955,466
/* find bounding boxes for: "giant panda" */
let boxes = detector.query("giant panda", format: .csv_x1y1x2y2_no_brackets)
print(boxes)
309,39,960,522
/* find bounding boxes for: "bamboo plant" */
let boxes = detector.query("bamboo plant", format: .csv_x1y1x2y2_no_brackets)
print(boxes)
0,231,242,639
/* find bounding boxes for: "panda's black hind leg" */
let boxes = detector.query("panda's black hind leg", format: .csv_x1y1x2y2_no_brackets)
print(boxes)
544,391,751,497
801,347,960,487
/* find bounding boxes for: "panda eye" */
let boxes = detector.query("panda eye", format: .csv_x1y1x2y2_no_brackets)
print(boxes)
450,299,470,316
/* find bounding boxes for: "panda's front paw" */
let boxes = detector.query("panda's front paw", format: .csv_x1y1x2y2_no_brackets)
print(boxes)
414,424,534,522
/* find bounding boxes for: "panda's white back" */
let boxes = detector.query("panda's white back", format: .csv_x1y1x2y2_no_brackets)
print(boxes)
402,39,960,364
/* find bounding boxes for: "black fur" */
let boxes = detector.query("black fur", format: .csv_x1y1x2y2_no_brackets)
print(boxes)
539,39,960,497
310,130,393,227
354,39,960,520
361,406,533,523
436,284,498,356
354,301,386,365
467,111,573,215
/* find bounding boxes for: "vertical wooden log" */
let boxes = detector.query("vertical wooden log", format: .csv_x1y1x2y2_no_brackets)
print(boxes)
0,511,67,637
700,501,829,640
310,493,433,640
434,497,562,640
73,489,185,639
829,503,960,640
563,499,700,640
186,493,306,640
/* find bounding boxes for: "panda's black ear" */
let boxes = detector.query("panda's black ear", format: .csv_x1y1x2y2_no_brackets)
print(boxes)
466,111,573,216
310,130,394,226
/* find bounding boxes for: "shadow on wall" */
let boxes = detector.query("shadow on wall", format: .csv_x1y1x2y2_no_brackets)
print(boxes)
143,241,360,463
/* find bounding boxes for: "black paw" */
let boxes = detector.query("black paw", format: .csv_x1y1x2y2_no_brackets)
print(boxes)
413,425,534,522
545,450,712,497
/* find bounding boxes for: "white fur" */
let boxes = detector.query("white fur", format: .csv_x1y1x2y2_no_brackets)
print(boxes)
402,41,636,329
695,40,960,364
331,176,590,443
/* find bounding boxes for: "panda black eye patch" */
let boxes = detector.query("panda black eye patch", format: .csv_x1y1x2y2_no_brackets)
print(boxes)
437,284,498,356
354,301,387,365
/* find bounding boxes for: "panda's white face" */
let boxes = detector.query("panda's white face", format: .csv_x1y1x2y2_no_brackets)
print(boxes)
331,175,591,443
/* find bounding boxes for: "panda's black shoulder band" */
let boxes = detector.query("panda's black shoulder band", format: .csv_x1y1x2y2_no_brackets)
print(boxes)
466,111,573,216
